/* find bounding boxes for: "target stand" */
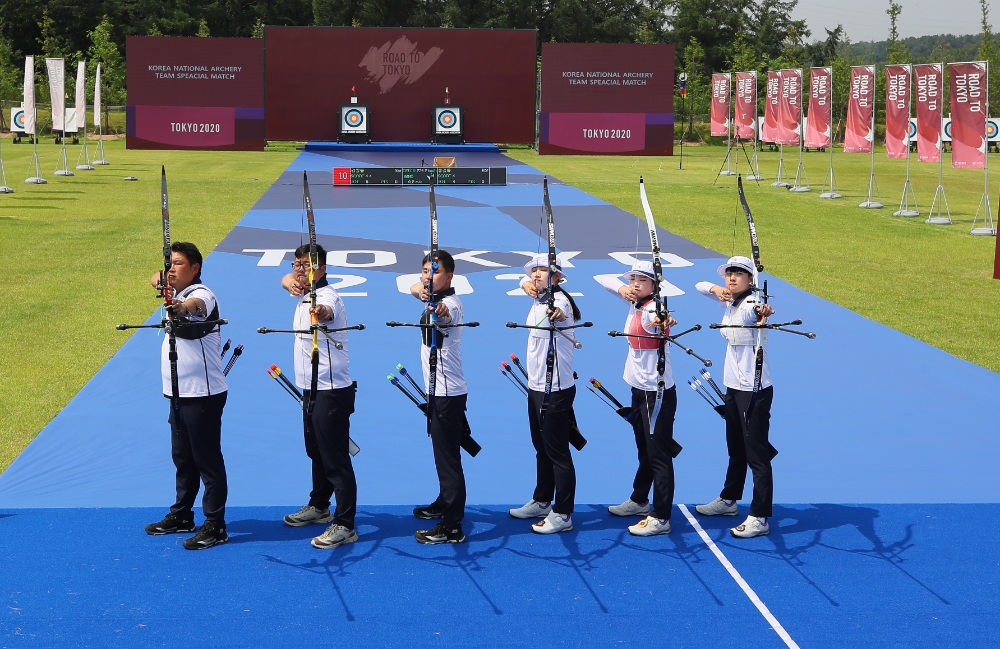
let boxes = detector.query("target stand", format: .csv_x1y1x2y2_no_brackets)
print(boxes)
339,104,371,144
432,105,464,144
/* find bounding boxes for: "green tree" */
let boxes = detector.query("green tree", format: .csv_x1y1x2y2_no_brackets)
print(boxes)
978,0,1000,110
0,31,20,102
886,1,911,64
38,9,69,57
197,19,211,37
252,19,264,38
87,16,125,106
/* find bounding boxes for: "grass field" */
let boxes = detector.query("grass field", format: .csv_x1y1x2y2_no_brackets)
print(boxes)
0,138,297,471
507,144,1000,373
1,138,998,473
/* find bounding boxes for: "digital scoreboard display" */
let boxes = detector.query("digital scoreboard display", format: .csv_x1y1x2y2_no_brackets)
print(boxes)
332,167,507,186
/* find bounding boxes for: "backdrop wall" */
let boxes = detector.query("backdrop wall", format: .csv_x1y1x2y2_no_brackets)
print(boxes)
126,36,264,151
264,26,537,143
539,42,674,156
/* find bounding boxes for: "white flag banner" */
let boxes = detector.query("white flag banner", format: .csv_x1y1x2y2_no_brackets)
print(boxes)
75,61,86,129
45,58,66,132
23,56,35,135
94,64,102,127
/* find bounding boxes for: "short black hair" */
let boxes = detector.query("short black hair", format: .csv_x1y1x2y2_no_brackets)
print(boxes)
422,250,455,273
294,243,327,266
171,242,203,268
725,266,751,276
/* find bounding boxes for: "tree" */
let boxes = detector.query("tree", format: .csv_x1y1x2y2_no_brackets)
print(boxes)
0,31,20,102
197,19,211,37
886,1,911,64
38,9,68,57
87,16,125,106
978,0,1000,110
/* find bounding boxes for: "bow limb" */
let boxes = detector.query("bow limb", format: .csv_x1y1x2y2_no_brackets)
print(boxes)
639,177,667,431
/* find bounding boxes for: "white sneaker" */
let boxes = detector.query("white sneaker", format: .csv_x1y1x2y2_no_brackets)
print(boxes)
730,516,769,538
532,511,573,534
509,500,552,519
311,524,359,549
695,498,739,517
608,499,650,517
628,516,671,536
283,505,334,527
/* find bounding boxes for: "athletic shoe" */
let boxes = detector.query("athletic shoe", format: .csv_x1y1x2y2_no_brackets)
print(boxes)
608,499,651,517
628,516,671,536
311,524,359,549
144,513,195,536
509,500,552,519
532,511,573,535
695,498,739,516
283,505,333,527
413,504,446,520
182,521,229,550
730,516,769,538
415,522,466,545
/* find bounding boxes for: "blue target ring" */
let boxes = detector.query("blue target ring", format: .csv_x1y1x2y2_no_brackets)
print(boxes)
906,119,917,139
344,109,364,128
437,110,457,129
988,120,998,139
14,109,25,130
944,120,953,139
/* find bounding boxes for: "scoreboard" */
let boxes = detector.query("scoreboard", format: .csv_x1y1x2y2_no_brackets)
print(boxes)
332,167,506,186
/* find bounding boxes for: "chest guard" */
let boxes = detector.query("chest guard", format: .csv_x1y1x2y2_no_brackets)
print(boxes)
627,302,667,351
173,284,221,340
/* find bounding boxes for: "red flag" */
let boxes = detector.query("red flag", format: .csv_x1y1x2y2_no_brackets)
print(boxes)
885,65,912,159
734,71,757,140
774,69,802,145
950,61,988,169
762,71,780,143
711,73,731,137
914,64,943,163
804,67,832,149
844,65,875,153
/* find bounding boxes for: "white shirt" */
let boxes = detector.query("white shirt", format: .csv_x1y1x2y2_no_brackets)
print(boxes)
696,281,771,391
525,289,576,392
420,293,468,397
160,283,228,398
293,282,352,390
597,275,674,391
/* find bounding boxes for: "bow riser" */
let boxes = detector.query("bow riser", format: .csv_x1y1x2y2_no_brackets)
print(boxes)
303,172,320,415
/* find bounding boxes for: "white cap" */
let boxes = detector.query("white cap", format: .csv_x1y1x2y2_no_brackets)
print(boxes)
622,260,656,282
523,253,566,279
716,255,755,278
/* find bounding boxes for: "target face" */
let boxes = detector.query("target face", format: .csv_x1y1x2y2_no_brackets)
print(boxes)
437,110,457,128
944,120,953,139
344,109,364,128
906,119,917,140
988,119,998,139
13,109,25,131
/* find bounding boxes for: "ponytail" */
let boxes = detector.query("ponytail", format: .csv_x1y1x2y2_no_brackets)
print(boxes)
554,284,582,321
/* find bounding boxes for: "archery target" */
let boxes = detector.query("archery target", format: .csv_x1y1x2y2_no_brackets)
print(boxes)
943,118,952,142
907,117,917,141
988,118,1000,142
433,106,462,135
11,108,25,132
340,105,369,134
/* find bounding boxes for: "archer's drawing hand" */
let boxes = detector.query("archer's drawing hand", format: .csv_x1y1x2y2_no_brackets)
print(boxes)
522,282,538,298
710,285,732,302
618,285,639,301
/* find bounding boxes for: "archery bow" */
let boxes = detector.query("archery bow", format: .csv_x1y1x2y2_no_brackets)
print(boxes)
540,177,558,421
159,167,179,419
425,184,440,436
639,176,667,433
304,171,320,417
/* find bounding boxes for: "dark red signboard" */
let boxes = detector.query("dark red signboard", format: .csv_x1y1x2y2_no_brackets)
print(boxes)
264,26,536,143
126,36,264,151
539,42,674,155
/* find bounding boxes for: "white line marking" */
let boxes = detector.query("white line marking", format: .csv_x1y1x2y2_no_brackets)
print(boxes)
678,504,801,649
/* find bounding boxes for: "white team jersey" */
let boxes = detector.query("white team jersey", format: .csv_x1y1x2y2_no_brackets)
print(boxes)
598,275,674,391
160,283,228,398
525,290,576,392
293,282,352,391
420,293,468,397
696,281,771,391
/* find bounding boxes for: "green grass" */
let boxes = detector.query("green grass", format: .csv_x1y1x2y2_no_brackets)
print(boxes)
506,145,1000,376
0,138,298,471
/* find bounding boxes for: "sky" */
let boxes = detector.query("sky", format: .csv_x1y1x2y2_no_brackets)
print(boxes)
791,0,989,43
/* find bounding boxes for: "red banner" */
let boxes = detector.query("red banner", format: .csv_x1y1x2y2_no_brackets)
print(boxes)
804,67,831,148
711,73,731,137
734,71,757,140
844,65,875,153
950,61,988,169
774,69,802,145
914,64,943,163
762,71,780,143
884,64,911,159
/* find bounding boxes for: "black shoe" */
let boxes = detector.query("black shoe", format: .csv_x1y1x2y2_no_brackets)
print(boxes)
145,513,195,536
415,522,466,544
183,520,230,550
413,504,446,520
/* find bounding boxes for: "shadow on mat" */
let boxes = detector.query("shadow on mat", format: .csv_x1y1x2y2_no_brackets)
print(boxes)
695,503,950,606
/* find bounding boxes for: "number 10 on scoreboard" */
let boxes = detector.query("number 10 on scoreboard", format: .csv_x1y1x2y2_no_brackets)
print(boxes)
333,167,352,185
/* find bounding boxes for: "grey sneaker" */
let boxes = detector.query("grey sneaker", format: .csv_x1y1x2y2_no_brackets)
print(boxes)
695,498,739,516
608,499,650,517
311,524,359,549
730,516,769,538
283,505,334,527
509,500,552,519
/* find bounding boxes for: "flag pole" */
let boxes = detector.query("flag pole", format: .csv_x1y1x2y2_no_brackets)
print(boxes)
747,71,763,180
895,64,919,216
860,65,883,208
971,60,997,235
791,69,810,191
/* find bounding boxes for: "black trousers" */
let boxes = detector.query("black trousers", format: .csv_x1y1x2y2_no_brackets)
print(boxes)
720,386,774,518
168,391,228,524
303,385,358,530
629,386,677,520
527,386,576,516
426,394,468,527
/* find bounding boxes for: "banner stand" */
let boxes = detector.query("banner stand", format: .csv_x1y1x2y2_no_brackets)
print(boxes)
791,113,810,191
971,62,997,236
747,146,763,180
76,123,94,171
54,137,74,177
894,147,919,216
0,135,13,193
771,145,790,187
859,107,883,208
820,119,842,198
718,140,737,175
94,124,108,165
926,154,952,224
93,65,108,166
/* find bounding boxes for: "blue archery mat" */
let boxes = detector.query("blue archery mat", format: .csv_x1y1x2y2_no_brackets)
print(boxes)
1,146,997,508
